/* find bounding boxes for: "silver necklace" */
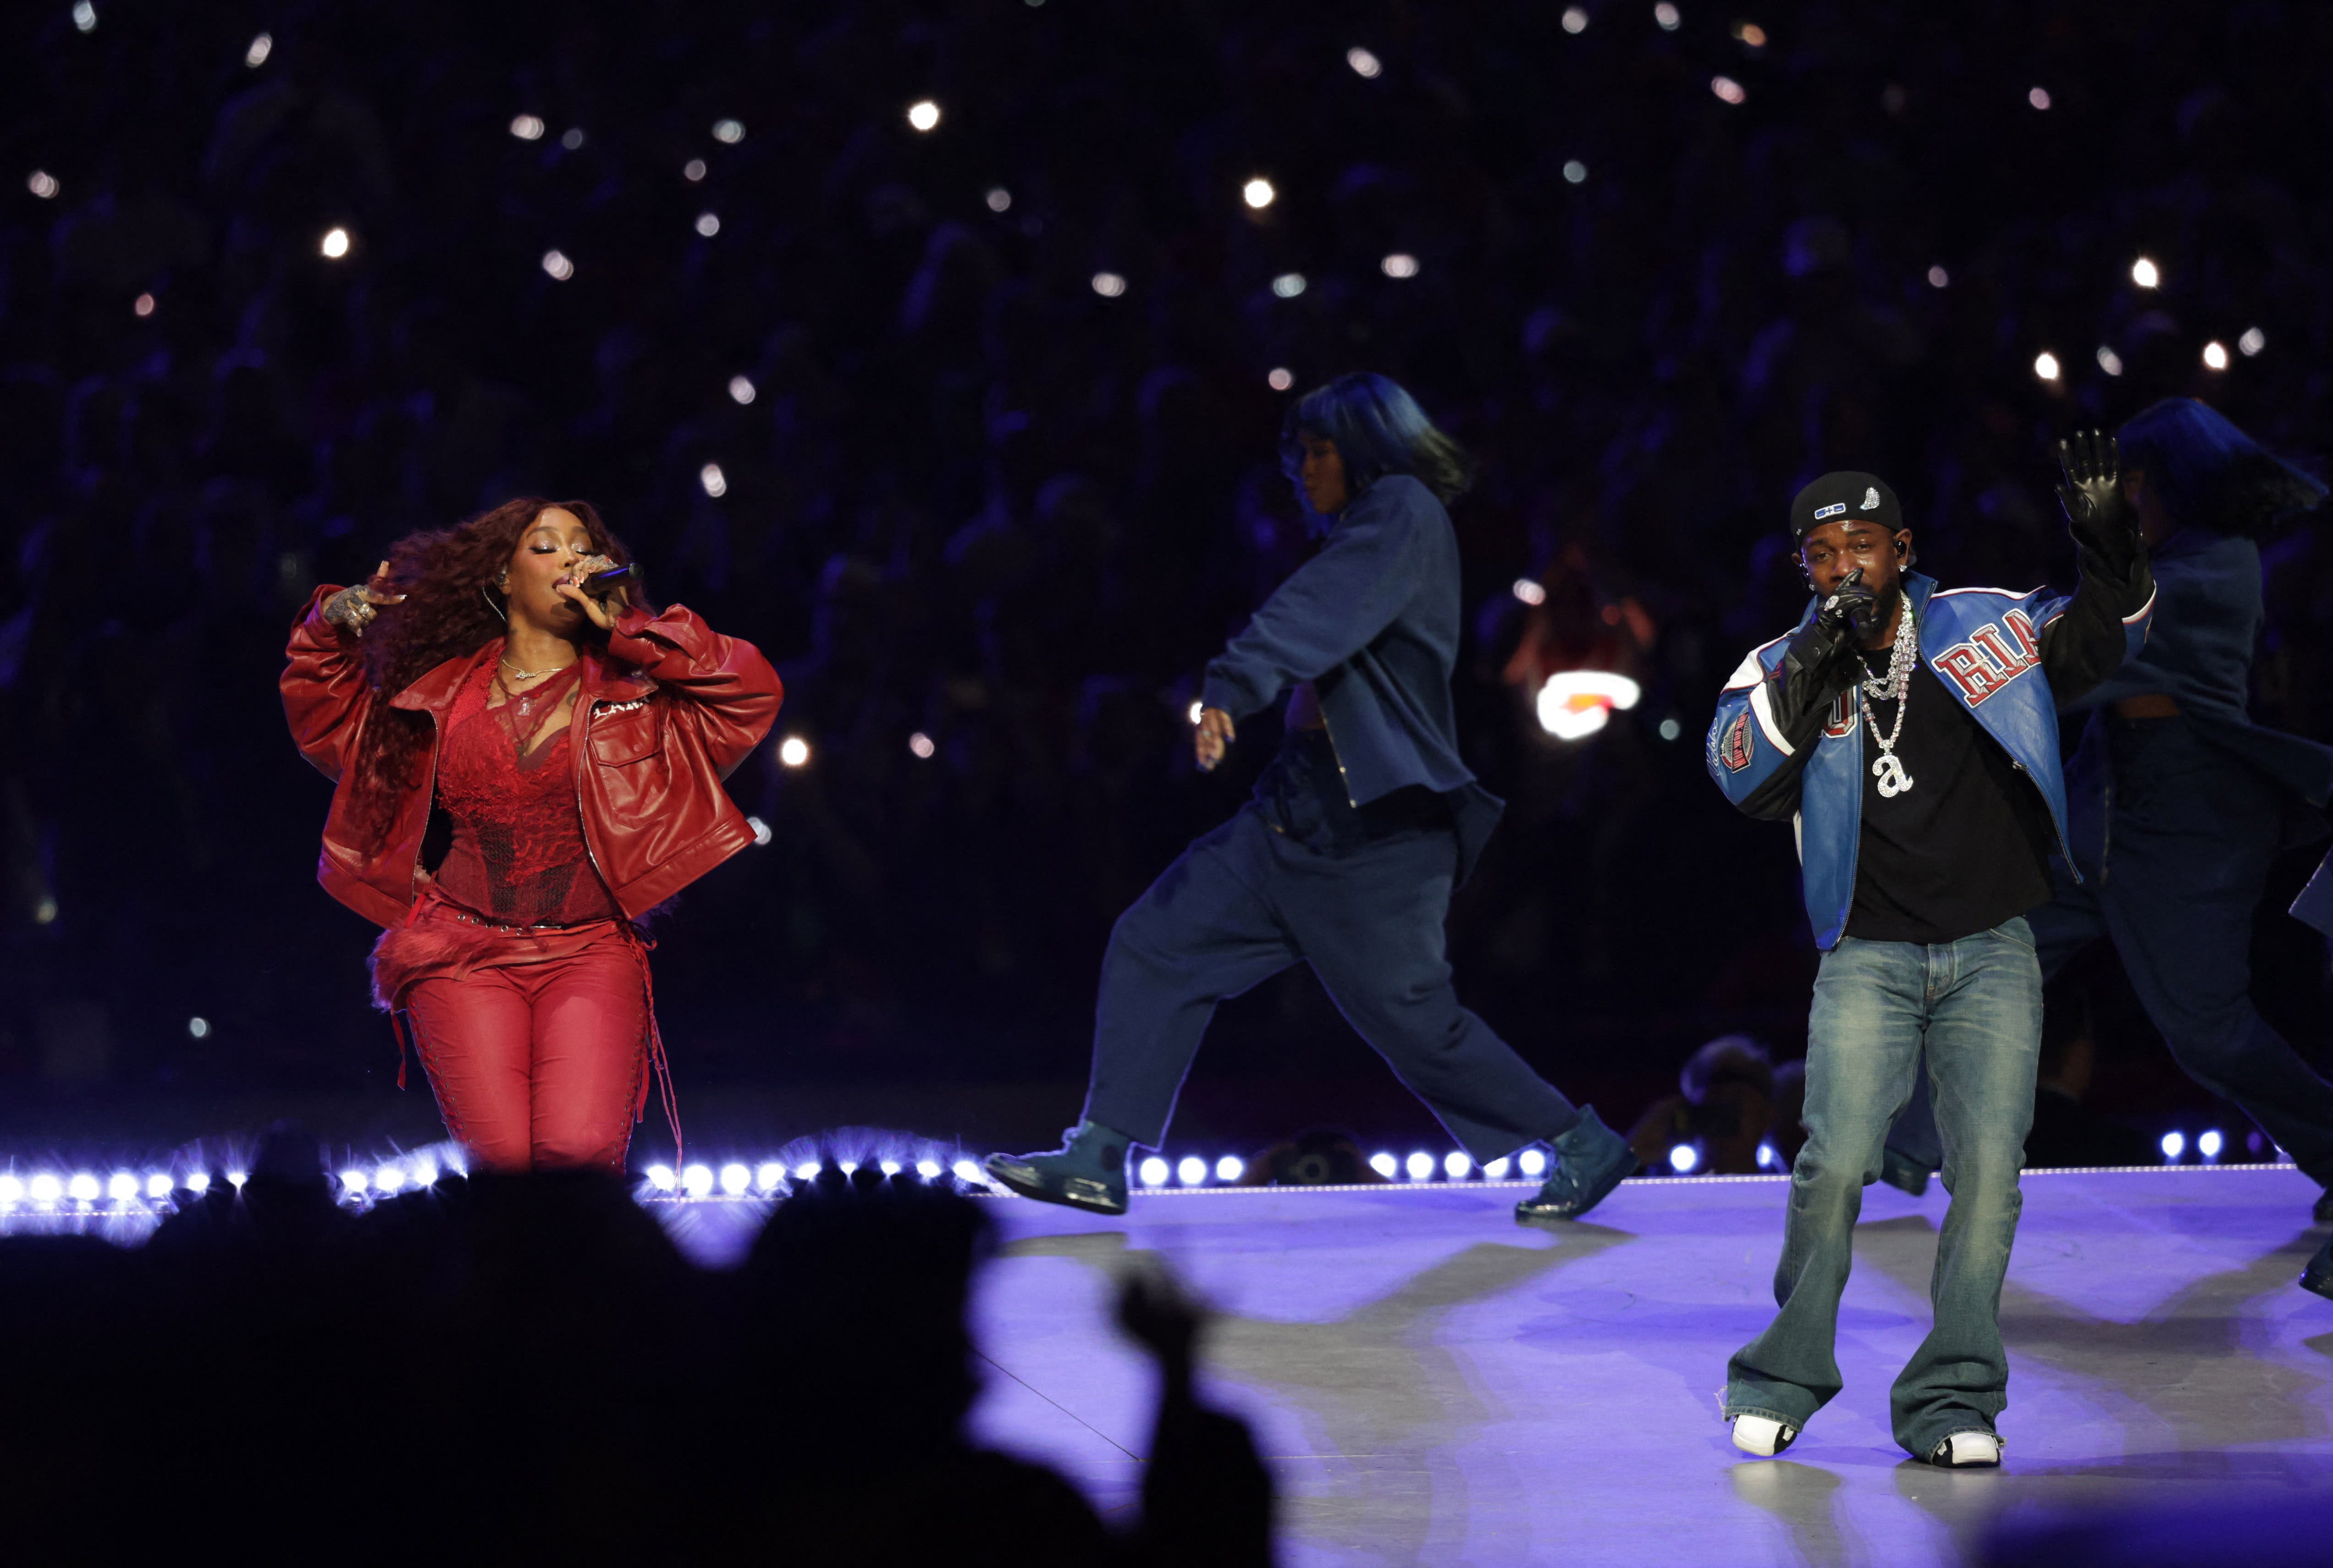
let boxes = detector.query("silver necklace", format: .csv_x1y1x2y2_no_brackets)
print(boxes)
1856,599,1917,798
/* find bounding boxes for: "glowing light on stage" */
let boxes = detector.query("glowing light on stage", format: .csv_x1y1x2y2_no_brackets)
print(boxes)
27,170,59,199
793,1161,819,1181
908,731,936,759
1927,265,1949,289
756,1163,786,1192
907,100,942,132
681,1164,715,1197
1669,1144,1699,1174
837,1160,859,1175
878,1160,902,1177
2130,256,2159,289
1243,177,1277,210
953,1159,983,1185
1215,1156,1245,1183
339,1170,368,1197
746,816,772,847
1659,717,1683,740
1655,3,1682,30
916,1159,943,1181
645,1164,677,1192
1346,46,1383,78
31,1174,63,1203
72,1,95,33
410,1159,437,1187
1178,1156,1208,1186
1369,1152,1399,1179
186,1171,212,1194
2027,86,2052,111
695,212,721,238
372,1165,404,1195
2239,327,2266,357
68,1173,99,1201
684,158,706,182
1562,6,1589,33
2198,1129,2224,1160
1512,578,1547,606
509,114,546,142
727,375,756,406
132,292,155,318
2202,340,2229,371
719,1163,751,1196
188,1017,210,1039
108,1172,137,1202
2159,1131,2185,1162
226,1170,247,1189
561,129,584,151
1537,670,1642,740
1091,272,1128,298
1381,253,1420,279
2096,346,2124,377
986,187,1012,212
320,228,351,260
1138,1156,1172,1188
1404,1152,1435,1181
541,249,574,281
699,462,727,498
1268,368,1295,392
1272,272,1307,298
778,735,811,768
1733,21,1768,47
711,119,745,144
1483,1157,1511,1179
1444,1152,1473,1180
1563,160,1588,185
1517,1149,1548,1178
146,1173,172,1199
36,895,57,924
245,33,272,67
1756,1143,1782,1171
0,1175,21,1203
2032,351,2061,382
1710,76,1747,105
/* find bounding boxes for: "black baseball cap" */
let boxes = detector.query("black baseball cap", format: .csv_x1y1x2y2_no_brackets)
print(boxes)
1789,471,1903,545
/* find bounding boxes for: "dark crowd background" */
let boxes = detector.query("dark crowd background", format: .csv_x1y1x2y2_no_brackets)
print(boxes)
4,0,2331,1159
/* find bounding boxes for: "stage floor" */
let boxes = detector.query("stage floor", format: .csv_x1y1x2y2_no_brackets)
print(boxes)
942,1166,2333,1567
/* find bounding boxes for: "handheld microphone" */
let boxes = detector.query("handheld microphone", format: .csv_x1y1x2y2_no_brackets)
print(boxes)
585,563,636,593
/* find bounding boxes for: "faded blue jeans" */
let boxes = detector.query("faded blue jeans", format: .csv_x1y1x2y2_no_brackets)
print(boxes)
1723,919,2041,1457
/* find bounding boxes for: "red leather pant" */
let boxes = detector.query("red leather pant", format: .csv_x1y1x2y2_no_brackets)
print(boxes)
400,923,649,1172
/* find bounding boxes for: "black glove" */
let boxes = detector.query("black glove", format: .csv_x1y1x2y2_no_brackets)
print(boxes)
1766,568,1876,735
2056,430,2142,579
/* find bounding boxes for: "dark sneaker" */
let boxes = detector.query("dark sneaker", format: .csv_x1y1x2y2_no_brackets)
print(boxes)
2313,1187,2333,1225
2302,1234,2333,1300
983,1122,1132,1216
1514,1108,1636,1225
1880,1146,1934,1198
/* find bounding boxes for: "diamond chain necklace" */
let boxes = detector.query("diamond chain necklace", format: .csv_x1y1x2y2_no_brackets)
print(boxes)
1857,597,1917,798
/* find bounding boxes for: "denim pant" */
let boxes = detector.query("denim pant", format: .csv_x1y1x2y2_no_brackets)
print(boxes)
1724,919,2041,1456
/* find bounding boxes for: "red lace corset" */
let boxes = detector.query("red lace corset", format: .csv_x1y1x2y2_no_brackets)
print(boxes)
431,656,618,926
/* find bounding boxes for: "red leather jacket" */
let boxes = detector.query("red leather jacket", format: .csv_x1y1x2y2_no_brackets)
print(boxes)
281,587,783,927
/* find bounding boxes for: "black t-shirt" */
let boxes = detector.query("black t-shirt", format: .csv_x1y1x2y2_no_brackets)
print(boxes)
1843,647,2056,944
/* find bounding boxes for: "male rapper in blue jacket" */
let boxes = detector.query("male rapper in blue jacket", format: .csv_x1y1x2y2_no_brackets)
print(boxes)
1708,440,2153,1467
987,373,1636,1224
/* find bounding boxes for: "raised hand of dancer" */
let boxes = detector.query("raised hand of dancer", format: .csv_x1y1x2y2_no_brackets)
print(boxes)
1195,705,1236,772
554,554,623,631
322,561,406,638
2056,430,2140,576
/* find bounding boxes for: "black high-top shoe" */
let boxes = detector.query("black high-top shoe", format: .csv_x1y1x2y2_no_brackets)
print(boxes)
984,1122,1134,1215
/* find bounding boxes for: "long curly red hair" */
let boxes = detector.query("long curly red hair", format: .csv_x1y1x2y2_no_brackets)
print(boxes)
348,498,636,834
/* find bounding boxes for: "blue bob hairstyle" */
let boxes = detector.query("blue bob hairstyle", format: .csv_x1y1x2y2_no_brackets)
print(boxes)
2117,397,2325,539
1280,372,1474,510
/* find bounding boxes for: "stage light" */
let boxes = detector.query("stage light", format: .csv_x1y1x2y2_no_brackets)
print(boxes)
188,1017,210,1039
72,1,95,33
1368,1151,1399,1178
681,1164,714,1197
1268,368,1295,391
541,249,574,281
31,1174,62,1203
1537,671,1642,740
1655,4,1681,30
375,1165,405,1194
1380,253,1420,279
778,735,810,768
1512,578,1547,606
35,896,57,924
1091,272,1127,298
27,171,58,199
2032,351,2061,382
561,128,584,150
142,1172,169,1199
2028,86,2052,111
711,119,745,144
2198,1129,2224,1160
907,100,942,132
2159,1130,2185,1162
727,375,756,406
186,1171,212,1194
746,816,772,846
916,1159,943,1181
719,1163,750,1195
1561,6,1589,33
108,1172,137,1202
1927,265,1949,288
908,731,936,759
2096,346,2124,377
646,1164,676,1192
1659,718,1683,740
1756,1143,1782,1171
695,212,721,238
1138,1156,1171,1187
1518,1149,1548,1178
2130,256,2159,289
225,1171,247,1189
321,228,351,260
986,187,1012,212
133,291,158,318
952,1159,983,1184
1483,1157,1511,1179
1444,1152,1473,1180
757,1163,786,1191
1563,160,1587,185
838,1160,859,1175
1272,272,1307,298
684,159,706,182
700,463,731,500
0,1175,20,1203
509,114,546,142
410,1159,437,1187
1215,1155,1244,1182
878,1160,902,1176
1346,47,1382,78
1242,177,1276,210
794,1161,820,1181
1711,76,1747,105
2202,341,2229,371
1403,1152,1434,1181
245,32,272,67
1733,21,1768,47
339,1170,368,1196
2240,327,2266,357
1178,1156,1208,1186
1669,1144,1699,1173
68,1173,98,1202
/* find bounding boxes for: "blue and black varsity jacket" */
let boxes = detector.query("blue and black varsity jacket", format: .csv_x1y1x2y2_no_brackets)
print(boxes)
1707,566,2155,949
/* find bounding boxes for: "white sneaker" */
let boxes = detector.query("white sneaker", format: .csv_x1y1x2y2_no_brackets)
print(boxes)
1928,1430,2001,1467
1731,1414,1798,1456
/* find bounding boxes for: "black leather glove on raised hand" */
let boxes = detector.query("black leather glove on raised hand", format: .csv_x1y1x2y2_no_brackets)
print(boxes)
1765,567,1879,737
2056,429,2142,580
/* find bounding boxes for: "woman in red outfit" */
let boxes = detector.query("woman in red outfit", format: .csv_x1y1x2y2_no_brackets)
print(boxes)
281,499,781,1171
